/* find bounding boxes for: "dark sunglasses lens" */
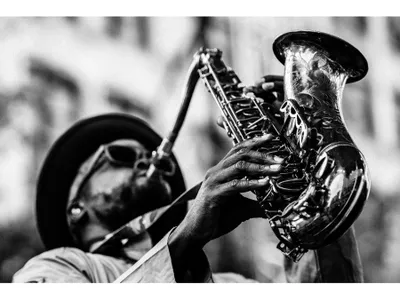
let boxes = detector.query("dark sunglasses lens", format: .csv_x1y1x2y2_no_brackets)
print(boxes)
106,145,139,164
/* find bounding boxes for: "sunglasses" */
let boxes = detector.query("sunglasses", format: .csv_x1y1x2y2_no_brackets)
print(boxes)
105,144,175,176
72,143,176,201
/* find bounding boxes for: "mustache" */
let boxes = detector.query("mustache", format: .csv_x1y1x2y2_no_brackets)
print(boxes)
93,174,172,231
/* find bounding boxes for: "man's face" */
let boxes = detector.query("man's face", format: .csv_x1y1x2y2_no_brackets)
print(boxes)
67,140,173,249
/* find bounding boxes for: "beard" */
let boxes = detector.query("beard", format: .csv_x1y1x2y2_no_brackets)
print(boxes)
92,172,172,231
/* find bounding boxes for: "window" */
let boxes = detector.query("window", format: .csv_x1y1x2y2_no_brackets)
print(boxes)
342,80,374,137
135,17,150,49
107,89,151,119
394,90,400,144
388,17,400,52
333,17,368,36
106,17,123,38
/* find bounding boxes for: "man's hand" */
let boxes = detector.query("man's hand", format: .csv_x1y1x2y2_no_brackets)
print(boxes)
244,74,284,109
169,134,284,254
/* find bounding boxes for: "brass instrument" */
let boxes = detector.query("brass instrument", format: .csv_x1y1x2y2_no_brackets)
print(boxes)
151,31,371,262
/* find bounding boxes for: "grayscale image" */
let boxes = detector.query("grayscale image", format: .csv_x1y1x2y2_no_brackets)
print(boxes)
0,16,394,283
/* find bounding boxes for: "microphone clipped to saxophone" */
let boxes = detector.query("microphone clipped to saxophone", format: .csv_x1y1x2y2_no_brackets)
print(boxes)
148,31,371,262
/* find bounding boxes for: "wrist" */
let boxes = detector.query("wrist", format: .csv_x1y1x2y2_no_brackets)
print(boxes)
168,220,205,282
168,219,200,255
167,223,212,283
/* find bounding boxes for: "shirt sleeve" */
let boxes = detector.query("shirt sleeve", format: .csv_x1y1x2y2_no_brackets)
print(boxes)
283,226,364,283
12,248,93,283
212,273,258,283
115,228,213,283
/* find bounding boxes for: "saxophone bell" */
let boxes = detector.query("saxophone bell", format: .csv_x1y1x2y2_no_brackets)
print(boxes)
270,31,371,259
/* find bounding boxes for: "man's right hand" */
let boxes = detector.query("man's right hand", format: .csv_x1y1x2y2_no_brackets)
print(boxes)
168,134,284,272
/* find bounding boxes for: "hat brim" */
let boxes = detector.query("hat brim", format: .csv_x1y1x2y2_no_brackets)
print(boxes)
36,113,187,250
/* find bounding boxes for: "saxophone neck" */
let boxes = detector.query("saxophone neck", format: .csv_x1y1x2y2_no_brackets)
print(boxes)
147,49,203,180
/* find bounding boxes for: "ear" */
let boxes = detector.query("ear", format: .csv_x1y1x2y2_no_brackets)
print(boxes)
67,199,89,226
66,197,90,246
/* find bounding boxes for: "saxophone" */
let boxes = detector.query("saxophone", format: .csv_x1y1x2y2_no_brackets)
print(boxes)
150,31,371,262
195,31,371,262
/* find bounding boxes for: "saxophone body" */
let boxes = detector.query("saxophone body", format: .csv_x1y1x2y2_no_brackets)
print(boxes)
193,31,371,262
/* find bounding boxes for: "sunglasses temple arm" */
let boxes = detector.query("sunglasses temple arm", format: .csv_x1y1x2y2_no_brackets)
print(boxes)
146,56,200,179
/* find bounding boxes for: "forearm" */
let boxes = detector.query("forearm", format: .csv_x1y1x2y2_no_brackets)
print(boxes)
168,221,212,283
168,222,193,282
284,226,363,283
313,226,363,282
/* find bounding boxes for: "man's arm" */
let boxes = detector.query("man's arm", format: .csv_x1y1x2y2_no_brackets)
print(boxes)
12,248,93,283
117,136,284,283
283,226,363,283
115,228,213,283
116,227,258,283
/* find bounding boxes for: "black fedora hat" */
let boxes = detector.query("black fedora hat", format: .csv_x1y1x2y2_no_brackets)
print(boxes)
36,113,187,250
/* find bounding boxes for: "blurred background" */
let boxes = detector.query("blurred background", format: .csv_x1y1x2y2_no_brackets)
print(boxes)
0,16,397,283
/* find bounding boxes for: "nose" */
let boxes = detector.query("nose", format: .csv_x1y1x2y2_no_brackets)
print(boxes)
133,158,151,172
134,158,164,182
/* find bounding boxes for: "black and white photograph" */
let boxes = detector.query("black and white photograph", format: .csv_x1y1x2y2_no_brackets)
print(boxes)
0,4,397,290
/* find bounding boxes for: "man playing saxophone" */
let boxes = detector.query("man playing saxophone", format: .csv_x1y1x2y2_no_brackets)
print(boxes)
12,75,363,283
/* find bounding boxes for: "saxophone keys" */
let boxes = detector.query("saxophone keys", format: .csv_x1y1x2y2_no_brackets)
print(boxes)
297,127,309,149
286,116,296,136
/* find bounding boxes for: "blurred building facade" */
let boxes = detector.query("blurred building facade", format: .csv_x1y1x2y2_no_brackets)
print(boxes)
0,16,399,282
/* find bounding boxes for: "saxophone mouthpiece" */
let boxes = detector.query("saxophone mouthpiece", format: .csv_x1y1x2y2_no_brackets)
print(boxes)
146,138,175,180
146,164,158,180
